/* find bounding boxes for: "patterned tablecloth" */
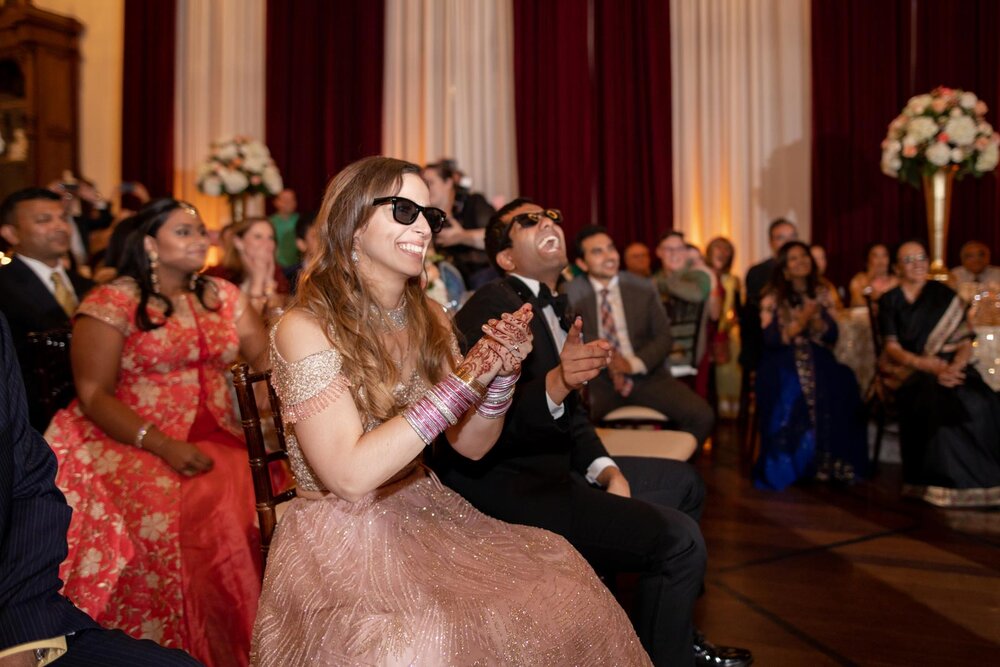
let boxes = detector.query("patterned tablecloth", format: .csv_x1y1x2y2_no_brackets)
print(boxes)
833,307,875,391
972,326,1000,391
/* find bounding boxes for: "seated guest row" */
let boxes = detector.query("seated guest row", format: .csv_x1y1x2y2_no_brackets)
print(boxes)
0,171,751,667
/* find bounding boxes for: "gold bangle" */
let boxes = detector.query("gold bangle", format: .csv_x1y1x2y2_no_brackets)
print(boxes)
454,366,487,399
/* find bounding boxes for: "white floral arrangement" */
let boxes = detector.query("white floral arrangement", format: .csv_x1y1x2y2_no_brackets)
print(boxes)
196,136,284,197
881,86,999,187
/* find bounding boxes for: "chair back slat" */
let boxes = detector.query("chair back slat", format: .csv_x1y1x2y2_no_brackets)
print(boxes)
231,362,293,571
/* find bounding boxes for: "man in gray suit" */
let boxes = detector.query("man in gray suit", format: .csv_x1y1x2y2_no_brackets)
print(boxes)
566,225,714,449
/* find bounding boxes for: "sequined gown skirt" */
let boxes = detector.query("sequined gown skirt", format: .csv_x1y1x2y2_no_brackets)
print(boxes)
252,467,650,666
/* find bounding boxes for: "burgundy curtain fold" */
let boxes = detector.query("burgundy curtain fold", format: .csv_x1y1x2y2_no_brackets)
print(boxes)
513,0,672,255
512,0,594,240
594,0,673,253
266,0,384,215
121,0,176,198
812,0,1000,287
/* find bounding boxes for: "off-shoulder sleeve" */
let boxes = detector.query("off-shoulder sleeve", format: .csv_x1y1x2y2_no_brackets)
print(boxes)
75,279,137,336
270,344,352,423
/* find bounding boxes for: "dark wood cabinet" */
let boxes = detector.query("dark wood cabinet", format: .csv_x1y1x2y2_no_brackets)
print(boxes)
0,0,81,199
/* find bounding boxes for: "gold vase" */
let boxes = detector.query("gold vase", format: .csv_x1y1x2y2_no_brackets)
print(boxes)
229,192,249,226
920,166,957,282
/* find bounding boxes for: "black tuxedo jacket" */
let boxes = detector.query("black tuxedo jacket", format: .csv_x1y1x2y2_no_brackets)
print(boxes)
739,257,776,369
0,313,96,651
564,271,672,375
0,256,93,359
432,276,611,531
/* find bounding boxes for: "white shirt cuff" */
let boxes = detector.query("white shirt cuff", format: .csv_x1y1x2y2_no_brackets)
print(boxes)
545,392,565,419
585,457,618,485
625,355,647,375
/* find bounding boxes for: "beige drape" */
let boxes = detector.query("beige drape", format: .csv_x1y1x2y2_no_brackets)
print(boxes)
670,0,811,276
382,0,518,203
174,0,266,229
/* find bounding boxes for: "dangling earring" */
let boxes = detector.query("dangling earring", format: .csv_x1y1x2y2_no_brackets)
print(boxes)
189,273,198,291
351,244,360,264
149,251,160,294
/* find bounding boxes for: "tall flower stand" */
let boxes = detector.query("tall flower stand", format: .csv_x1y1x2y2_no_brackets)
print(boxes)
921,165,957,282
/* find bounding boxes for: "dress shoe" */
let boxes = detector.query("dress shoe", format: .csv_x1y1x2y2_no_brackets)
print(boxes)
693,631,753,666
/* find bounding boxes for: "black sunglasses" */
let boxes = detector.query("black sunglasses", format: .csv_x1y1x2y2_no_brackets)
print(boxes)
371,196,447,233
509,208,562,228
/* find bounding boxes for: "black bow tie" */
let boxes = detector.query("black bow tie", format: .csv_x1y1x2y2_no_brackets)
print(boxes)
537,283,570,328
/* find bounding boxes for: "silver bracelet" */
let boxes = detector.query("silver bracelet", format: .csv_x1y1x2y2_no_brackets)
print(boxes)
134,421,154,449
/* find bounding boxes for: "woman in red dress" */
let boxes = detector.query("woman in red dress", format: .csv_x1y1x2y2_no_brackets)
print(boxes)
45,199,268,666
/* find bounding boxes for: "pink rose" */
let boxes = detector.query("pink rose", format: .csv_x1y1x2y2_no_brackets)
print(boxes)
938,132,950,143
902,145,918,158
931,98,947,113
251,175,262,185
976,101,988,115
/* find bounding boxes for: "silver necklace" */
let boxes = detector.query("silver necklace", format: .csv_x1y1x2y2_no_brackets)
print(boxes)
370,301,408,331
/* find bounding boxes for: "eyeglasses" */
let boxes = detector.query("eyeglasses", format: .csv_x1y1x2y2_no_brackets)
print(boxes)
900,254,928,265
509,208,562,228
371,196,447,233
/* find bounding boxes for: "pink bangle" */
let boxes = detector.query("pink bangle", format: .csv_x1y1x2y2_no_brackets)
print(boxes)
402,373,483,444
476,372,519,419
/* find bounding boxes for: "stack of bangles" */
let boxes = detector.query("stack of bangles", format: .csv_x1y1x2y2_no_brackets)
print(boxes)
476,372,519,419
402,371,521,445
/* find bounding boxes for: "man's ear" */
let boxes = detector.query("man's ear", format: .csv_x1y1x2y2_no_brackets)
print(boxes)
0,224,18,248
575,257,589,274
496,248,516,273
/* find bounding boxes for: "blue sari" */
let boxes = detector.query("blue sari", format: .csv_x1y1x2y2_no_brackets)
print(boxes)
753,291,869,490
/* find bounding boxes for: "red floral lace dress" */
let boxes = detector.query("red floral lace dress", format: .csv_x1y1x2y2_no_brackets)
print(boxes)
45,277,261,667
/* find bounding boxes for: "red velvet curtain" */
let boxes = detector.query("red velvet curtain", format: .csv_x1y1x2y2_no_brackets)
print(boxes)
812,0,1000,287
121,0,176,198
265,0,384,215
513,0,672,255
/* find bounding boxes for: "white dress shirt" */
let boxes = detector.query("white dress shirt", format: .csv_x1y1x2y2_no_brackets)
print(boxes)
510,273,618,485
18,253,77,299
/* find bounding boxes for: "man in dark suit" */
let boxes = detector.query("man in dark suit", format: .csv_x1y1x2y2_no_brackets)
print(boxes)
0,188,93,430
0,313,198,666
566,225,714,448
434,199,751,667
738,218,797,371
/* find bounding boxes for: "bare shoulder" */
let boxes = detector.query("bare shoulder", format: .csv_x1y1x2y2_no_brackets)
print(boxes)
273,308,336,363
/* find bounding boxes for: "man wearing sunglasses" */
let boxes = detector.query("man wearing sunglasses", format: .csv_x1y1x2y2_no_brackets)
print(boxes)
434,199,752,667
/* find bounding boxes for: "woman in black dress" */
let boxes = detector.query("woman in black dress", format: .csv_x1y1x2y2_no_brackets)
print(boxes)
878,240,1000,507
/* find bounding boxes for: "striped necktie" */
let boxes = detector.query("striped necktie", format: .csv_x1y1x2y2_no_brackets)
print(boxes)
51,272,78,317
600,287,633,396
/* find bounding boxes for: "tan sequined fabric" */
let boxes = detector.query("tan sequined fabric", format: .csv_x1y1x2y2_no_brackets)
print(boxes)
253,327,651,666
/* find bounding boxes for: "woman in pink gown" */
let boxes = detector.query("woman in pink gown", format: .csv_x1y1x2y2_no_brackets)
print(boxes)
45,199,267,666
252,157,650,665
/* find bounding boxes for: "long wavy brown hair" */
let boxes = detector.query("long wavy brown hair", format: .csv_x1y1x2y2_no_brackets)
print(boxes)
291,156,456,423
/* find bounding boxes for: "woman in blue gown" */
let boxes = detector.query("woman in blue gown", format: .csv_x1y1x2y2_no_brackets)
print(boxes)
754,241,869,490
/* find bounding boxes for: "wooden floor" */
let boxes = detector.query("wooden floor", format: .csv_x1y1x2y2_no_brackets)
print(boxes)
691,421,1000,666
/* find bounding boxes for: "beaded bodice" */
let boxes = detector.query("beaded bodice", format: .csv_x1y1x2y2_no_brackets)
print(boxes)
269,330,431,493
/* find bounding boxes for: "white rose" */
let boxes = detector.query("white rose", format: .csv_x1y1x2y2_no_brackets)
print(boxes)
215,141,238,162
977,122,994,137
244,140,270,159
907,94,932,114
262,165,283,194
960,92,978,109
950,147,966,163
926,142,952,166
944,116,977,146
975,143,999,171
220,168,250,194
243,154,268,173
886,139,901,153
908,116,938,142
200,174,223,196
